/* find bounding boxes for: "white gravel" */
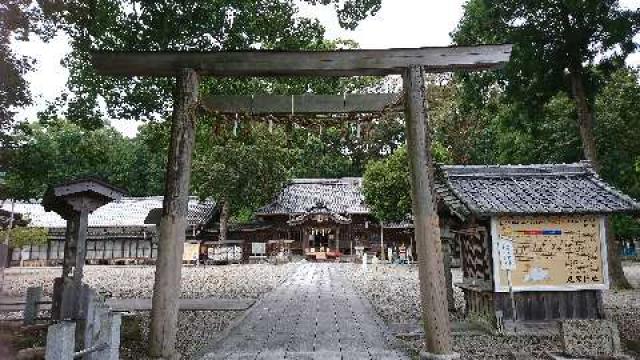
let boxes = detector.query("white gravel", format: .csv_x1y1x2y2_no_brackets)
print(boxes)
344,262,640,359
3,263,298,299
4,262,639,358
3,263,301,359
344,264,465,323
603,262,640,357
119,310,238,360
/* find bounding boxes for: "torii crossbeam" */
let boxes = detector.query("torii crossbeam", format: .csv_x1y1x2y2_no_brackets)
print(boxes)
200,94,401,114
91,44,512,360
92,44,511,76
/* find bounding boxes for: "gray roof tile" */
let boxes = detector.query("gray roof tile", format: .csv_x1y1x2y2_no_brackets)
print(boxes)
438,162,640,216
256,178,368,215
1,197,216,228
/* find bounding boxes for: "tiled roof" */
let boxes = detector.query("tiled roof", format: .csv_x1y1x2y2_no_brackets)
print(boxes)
438,162,640,217
256,178,369,215
1,197,216,229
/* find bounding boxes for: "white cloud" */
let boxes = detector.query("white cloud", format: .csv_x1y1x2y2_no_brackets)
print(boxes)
297,0,466,48
12,34,70,124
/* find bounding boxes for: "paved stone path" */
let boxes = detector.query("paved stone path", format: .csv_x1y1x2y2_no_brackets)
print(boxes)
199,263,409,360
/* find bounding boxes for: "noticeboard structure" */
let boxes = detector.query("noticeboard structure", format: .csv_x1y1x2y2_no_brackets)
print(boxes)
492,215,609,292
435,162,640,326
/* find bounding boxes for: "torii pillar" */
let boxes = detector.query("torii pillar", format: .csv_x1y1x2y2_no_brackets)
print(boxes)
42,178,124,321
404,65,453,356
149,68,200,359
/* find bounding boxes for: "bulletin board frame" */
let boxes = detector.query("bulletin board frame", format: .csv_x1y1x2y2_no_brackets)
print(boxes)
491,215,609,293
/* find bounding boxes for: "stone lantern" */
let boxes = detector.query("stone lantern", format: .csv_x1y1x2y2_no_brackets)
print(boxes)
42,178,125,320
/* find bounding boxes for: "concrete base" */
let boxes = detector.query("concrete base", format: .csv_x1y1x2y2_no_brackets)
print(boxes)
420,351,461,360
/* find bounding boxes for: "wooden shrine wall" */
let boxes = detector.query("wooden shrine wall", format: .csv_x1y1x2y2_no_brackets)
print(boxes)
492,215,608,292
460,226,492,283
12,238,160,266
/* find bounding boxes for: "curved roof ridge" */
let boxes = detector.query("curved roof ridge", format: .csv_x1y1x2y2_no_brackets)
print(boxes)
440,162,590,178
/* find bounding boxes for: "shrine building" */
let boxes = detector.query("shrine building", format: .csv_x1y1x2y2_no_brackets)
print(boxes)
2,197,216,266
199,178,414,261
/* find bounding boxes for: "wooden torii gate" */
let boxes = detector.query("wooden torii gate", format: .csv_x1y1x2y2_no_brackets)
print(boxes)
91,44,512,360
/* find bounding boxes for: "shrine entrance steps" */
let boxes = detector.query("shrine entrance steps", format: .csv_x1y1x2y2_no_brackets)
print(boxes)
198,263,409,360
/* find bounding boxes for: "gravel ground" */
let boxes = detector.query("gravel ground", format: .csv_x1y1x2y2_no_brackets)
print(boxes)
3,262,639,358
120,310,238,360
604,262,640,356
3,263,300,359
344,262,640,359
344,263,465,323
3,263,298,299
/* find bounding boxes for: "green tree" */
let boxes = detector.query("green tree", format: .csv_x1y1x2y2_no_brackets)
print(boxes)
120,121,169,196
4,120,163,199
363,144,450,223
362,147,411,223
452,0,640,288
289,126,354,178
0,227,48,248
0,0,46,138
452,0,639,170
595,67,640,200
34,1,381,126
288,112,405,179
192,120,291,242
595,68,640,241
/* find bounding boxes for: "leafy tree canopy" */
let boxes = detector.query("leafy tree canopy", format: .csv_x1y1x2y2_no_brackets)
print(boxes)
363,143,450,223
191,119,291,229
31,0,381,128
451,0,640,172
452,0,639,109
0,227,48,248
4,119,165,199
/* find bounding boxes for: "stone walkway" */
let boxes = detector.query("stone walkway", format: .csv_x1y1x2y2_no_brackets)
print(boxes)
199,263,409,360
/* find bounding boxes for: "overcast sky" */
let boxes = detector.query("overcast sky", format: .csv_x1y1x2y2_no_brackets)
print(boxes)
12,0,640,137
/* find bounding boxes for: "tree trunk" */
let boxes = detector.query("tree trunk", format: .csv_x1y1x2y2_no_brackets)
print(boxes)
219,200,230,244
379,221,385,261
403,65,455,357
569,68,630,290
605,217,631,289
150,68,199,360
569,69,600,171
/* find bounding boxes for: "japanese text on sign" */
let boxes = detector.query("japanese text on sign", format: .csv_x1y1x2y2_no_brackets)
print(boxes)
498,238,516,271
494,215,606,291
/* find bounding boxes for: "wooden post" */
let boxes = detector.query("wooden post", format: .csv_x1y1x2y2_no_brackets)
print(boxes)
380,222,385,261
150,68,199,359
24,286,43,325
442,237,456,312
62,215,79,279
74,208,89,289
0,200,14,293
403,65,457,358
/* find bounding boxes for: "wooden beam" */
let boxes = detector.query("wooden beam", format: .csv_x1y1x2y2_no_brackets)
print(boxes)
150,68,199,359
200,94,400,114
403,65,456,357
90,44,512,77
